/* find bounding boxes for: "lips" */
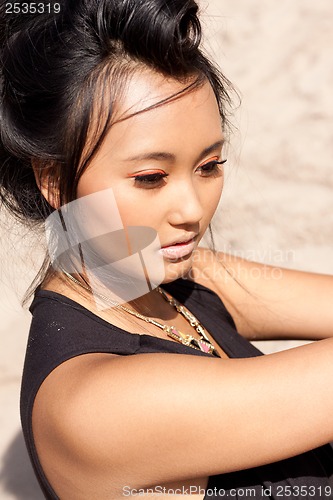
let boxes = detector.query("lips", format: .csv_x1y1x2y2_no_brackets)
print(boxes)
159,235,198,260
161,234,198,248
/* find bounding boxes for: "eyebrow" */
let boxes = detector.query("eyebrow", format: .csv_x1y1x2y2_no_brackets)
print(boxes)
124,140,225,165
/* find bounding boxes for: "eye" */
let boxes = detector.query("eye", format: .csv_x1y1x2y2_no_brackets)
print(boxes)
132,172,169,189
197,159,227,177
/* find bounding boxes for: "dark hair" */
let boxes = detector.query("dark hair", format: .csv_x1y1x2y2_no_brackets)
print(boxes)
0,0,234,301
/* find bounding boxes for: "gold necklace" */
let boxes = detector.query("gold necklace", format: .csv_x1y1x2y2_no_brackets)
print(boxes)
157,287,219,356
60,269,219,356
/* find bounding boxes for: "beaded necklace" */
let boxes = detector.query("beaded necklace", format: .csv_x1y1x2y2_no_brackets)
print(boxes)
61,269,219,356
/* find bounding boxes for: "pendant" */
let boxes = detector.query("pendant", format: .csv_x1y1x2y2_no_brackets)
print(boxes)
164,325,216,355
164,325,192,346
158,288,218,356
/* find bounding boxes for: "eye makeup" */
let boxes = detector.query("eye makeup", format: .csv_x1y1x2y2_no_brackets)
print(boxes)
196,157,227,177
127,170,169,187
127,156,226,188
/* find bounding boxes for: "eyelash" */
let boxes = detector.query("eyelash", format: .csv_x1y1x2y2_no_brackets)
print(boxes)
133,159,227,188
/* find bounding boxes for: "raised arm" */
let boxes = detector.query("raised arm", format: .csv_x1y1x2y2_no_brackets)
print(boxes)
33,341,333,498
191,247,333,341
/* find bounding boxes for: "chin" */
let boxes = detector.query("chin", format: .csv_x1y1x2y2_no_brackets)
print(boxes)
160,255,194,284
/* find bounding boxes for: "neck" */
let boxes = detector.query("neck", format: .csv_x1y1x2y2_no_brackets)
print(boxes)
49,269,180,321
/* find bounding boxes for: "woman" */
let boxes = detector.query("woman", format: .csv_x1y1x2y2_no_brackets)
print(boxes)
1,0,333,498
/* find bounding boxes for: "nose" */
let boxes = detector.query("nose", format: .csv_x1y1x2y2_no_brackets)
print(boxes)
167,179,204,226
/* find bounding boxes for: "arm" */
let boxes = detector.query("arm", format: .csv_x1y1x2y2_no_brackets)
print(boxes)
33,342,333,498
191,247,333,340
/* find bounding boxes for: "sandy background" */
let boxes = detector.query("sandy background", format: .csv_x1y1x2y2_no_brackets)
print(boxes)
1,1,333,498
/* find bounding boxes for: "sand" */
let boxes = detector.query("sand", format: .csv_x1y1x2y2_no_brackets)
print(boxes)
1,1,333,497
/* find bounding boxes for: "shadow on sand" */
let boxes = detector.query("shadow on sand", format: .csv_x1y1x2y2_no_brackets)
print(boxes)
0,430,43,499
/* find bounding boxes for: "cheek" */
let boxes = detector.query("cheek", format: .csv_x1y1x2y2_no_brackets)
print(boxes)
112,188,161,228
76,171,163,230
200,178,224,218
76,175,103,200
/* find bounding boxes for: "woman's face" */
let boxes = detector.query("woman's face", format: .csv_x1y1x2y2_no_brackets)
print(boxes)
76,71,225,285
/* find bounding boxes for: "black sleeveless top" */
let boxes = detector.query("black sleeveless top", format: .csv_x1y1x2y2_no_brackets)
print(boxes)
20,278,333,499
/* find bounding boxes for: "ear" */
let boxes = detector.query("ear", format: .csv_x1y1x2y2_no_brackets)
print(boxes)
31,159,60,209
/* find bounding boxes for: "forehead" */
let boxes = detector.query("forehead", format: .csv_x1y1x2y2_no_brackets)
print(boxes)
118,71,220,122
94,71,223,162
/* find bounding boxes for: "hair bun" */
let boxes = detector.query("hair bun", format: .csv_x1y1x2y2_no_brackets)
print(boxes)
94,0,202,73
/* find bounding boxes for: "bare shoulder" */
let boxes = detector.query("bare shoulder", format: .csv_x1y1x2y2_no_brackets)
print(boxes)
189,247,248,329
191,246,293,338
33,351,217,498
191,247,333,341
191,246,260,291
32,342,333,498
190,246,247,292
